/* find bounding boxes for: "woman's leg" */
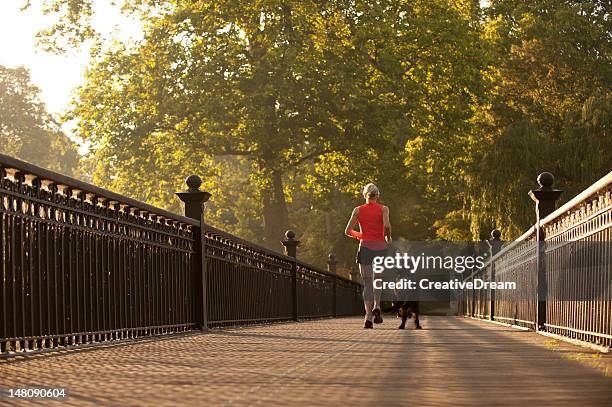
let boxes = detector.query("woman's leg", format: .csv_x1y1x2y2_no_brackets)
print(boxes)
359,263,374,321
373,280,382,312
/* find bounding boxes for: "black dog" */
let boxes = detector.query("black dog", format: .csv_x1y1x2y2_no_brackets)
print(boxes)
391,301,422,330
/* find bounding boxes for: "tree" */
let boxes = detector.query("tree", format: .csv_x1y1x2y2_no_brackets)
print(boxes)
465,0,612,239
62,0,382,250
0,65,78,175
37,0,492,254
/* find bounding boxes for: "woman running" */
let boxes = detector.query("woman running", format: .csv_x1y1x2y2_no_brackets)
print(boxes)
345,183,392,328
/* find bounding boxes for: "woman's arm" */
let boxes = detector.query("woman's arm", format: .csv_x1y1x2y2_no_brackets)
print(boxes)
345,207,362,239
383,206,392,243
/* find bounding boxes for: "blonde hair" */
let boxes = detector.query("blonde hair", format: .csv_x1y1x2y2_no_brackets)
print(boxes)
363,183,379,198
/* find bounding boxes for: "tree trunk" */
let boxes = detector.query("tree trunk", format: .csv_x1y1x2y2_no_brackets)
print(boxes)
262,170,289,252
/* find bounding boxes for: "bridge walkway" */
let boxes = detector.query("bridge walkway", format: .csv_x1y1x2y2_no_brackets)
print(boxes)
1,316,611,406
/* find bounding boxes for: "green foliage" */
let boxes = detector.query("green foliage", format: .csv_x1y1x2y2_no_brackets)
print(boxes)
434,210,473,242
29,0,612,267
53,0,491,255
0,65,79,175
466,0,612,239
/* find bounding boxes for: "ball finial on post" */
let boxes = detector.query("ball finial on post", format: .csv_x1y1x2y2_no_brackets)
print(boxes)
176,174,211,221
185,174,203,191
529,171,563,220
490,229,502,255
281,230,299,258
537,172,555,190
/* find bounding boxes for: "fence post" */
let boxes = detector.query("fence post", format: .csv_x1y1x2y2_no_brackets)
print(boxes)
176,175,211,331
528,172,562,331
489,229,502,321
327,253,338,317
281,230,300,321
490,229,502,255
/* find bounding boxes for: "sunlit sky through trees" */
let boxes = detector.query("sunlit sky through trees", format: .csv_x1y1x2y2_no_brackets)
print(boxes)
0,0,142,147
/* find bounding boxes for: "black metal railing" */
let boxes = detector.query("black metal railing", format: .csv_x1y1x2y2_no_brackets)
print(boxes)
200,224,362,327
462,229,538,328
203,225,294,325
0,154,363,355
460,171,612,348
540,174,611,346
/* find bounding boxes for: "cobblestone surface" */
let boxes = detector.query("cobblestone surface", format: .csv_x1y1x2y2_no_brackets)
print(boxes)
1,316,611,406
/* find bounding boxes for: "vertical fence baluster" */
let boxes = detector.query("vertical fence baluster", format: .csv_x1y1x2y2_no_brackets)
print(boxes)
121,209,127,337
81,209,88,343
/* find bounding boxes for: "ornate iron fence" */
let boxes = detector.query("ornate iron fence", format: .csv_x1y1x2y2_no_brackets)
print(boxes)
461,171,611,348
462,230,538,329
541,175,611,346
201,224,361,327
0,154,363,356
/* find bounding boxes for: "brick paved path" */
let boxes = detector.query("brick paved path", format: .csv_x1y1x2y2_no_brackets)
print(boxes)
1,316,611,406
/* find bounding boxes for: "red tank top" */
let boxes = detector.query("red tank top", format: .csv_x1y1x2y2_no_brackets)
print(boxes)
358,202,386,249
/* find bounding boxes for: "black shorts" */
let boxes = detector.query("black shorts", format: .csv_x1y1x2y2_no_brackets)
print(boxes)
356,247,388,266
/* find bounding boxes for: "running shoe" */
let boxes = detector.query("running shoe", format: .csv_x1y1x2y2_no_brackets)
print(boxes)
373,308,383,324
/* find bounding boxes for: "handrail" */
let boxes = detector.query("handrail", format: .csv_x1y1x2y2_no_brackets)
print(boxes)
0,153,198,227
203,223,357,285
489,225,536,264
464,225,536,280
0,153,358,286
540,170,612,227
